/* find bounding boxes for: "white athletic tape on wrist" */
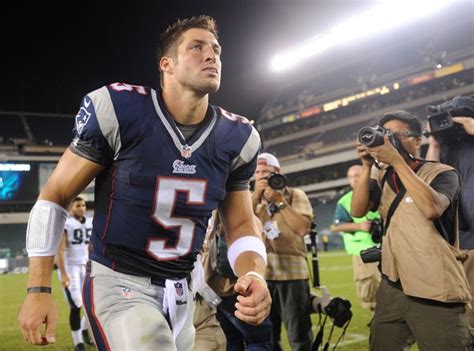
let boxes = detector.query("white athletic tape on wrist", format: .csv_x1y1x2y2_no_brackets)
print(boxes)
227,236,267,276
26,200,68,257
245,271,267,287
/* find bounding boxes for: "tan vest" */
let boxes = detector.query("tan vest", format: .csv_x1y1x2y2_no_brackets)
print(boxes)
253,187,313,280
373,162,471,303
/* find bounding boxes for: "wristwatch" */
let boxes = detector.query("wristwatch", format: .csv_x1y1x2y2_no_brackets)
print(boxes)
276,202,287,210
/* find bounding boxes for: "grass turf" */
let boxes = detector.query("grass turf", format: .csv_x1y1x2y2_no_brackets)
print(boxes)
0,251,404,350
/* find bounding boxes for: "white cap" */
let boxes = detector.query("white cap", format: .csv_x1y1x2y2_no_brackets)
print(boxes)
257,152,280,169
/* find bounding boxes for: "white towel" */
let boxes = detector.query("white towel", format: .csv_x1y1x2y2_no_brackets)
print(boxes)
163,277,195,351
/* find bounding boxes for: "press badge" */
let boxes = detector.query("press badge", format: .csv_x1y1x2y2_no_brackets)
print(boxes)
263,220,280,240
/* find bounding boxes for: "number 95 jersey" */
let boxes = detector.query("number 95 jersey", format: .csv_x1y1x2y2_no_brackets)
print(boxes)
64,216,93,265
69,83,261,281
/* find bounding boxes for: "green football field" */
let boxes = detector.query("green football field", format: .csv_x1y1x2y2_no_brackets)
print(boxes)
0,251,405,350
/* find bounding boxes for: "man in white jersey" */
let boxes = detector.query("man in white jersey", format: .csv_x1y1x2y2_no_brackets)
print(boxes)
55,197,93,351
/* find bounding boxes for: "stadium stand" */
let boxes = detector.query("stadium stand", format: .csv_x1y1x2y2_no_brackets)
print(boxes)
257,48,474,242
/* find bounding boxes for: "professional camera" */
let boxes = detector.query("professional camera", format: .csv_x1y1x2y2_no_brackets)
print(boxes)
426,95,474,143
360,245,382,263
267,172,287,190
357,125,400,149
370,218,383,244
309,287,353,328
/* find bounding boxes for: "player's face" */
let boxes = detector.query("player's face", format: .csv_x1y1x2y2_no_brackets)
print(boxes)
173,28,222,94
70,200,86,219
382,120,421,157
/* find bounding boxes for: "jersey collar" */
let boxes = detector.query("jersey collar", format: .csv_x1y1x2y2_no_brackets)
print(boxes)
151,89,217,159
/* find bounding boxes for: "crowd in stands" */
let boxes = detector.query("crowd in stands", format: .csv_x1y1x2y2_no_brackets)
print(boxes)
259,72,472,142
259,72,473,162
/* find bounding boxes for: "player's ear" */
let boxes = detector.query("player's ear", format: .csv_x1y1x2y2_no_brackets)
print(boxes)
160,56,174,75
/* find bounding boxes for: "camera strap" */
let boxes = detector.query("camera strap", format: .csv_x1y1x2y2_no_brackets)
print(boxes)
382,161,423,234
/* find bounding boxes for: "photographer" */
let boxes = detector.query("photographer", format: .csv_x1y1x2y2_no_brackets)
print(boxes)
330,165,381,316
425,97,474,327
352,111,472,350
252,153,314,351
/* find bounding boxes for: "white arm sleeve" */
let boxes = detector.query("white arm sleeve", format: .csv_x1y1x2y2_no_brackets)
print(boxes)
26,200,68,257
227,236,267,276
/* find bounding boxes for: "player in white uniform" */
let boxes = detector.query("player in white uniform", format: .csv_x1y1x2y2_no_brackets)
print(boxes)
55,197,93,351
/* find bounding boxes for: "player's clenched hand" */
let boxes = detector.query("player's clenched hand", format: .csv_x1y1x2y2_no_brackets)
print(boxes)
234,275,271,325
18,293,57,345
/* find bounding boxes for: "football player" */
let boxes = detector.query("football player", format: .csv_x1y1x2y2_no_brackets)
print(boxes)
18,15,271,350
55,197,93,351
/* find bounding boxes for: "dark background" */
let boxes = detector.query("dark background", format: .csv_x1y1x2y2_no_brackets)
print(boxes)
1,0,472,119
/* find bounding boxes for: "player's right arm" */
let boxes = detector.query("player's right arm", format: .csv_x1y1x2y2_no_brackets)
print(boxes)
18,150,105,345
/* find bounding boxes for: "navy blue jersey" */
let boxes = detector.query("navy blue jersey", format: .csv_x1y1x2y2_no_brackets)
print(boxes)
70,82,260,281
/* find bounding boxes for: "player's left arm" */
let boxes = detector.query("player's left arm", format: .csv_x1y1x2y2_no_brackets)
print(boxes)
220,190,271,326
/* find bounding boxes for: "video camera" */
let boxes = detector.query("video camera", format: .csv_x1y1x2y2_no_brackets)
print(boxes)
425,95,474,144
266,172,287,190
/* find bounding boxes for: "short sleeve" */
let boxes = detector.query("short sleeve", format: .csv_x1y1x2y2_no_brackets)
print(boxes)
333,202,353,225
430,170,461,203
226,126,261,191
69,87,121,166
290,188,314,220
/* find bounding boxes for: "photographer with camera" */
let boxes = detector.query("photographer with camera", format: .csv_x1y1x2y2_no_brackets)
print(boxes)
425,95,474,327
352,111,472,350
330,165,381,316
252,153,314,351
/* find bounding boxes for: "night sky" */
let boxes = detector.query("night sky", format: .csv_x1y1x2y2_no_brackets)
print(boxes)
1,1,472,120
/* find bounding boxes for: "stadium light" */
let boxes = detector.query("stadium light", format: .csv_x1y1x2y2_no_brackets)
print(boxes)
271,0,453,72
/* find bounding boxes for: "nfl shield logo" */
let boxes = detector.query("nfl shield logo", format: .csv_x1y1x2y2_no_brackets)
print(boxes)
174,282,184,297
181,145,192,159
122,287,134,299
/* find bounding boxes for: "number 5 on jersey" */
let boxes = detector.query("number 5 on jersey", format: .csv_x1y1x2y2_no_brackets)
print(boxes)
149,177,207,260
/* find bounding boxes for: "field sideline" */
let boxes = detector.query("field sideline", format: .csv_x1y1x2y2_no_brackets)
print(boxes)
1,251,385,350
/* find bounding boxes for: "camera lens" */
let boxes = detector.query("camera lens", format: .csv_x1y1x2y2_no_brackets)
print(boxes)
267,173,287,190
358,126,385,147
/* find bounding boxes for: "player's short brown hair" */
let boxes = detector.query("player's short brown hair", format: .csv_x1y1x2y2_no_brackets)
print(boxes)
156,15,218,83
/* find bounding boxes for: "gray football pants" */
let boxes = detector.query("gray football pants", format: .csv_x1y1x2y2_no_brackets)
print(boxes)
83,261,196,351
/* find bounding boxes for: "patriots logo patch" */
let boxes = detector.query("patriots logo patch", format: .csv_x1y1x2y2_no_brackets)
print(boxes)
75,98,92,135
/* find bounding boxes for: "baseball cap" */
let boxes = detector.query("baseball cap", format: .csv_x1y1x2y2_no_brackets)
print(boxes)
257,152,280,169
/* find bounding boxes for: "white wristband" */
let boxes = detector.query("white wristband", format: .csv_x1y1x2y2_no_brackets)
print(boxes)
227,236,267,276
26,200,68,257
245,271,267,287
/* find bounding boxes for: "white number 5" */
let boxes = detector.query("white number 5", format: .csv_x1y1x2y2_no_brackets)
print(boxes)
148,177,207,260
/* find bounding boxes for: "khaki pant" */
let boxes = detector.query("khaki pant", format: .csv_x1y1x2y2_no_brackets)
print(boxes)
370,278,473,351
193,297,226,351
352,255,381,311
462,249,474,327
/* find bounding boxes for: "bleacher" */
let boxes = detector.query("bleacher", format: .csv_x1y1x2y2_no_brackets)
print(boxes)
257,53,474,227
26,115,74,146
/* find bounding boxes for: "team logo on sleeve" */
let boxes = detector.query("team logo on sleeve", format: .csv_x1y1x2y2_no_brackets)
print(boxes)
75,98,92,135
